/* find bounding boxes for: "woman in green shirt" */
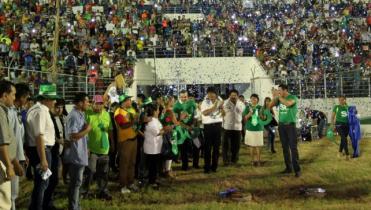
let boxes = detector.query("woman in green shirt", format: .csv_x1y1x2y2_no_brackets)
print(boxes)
331,95,350,159
160,96,179,178
242,94,264,166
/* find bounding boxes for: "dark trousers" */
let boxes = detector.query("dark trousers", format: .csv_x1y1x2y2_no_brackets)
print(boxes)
179,138,200,170
336,123,349,155
222,129,241,164
27,147,52,210
43,144,60,209
135,136,147,180
146,154,161,184
203,123,222,172
83,153,109,195
265,125,276,152
278,124,301,173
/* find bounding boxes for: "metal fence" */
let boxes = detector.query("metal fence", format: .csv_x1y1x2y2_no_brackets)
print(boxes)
135,45,254,58
163,5,203,14
1,67,113,103
274,70,371,99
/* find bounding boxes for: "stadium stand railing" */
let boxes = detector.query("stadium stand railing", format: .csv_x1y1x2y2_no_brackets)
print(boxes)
1,67,113,103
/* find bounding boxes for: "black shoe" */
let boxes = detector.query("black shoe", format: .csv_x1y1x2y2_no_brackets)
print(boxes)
211,168,217,173
150,183,160,190
45,206,63,210
271,150,276,154
295,172,301,178
204,169,210,174
98,192,113,201
193,165,200,169
280,169,292,174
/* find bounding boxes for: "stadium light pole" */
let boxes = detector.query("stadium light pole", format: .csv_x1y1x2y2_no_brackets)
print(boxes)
51,0,61,82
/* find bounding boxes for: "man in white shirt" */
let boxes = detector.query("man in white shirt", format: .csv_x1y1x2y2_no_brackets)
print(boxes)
222,90,245,165
25,84,57,210
201,87,223,173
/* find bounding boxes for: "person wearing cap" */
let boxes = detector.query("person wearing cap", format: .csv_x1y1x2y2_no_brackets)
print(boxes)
114,94,138,194
63,93,91,210
82,95,113,200
25,84,58,210
44,98,66,210
0,80,21,210
8,83,31,210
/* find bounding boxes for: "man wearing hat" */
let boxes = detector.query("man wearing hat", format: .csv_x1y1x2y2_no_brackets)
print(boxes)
114,94,138,194
25,84,58,210
82,95,113,200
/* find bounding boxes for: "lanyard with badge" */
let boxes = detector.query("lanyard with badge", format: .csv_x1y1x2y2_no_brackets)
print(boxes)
251,106,259,126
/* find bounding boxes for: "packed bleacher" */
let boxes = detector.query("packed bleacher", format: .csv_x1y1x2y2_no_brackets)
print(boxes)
0,0,370,98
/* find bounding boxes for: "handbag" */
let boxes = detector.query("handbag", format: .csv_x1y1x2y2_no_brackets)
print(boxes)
161,132,174,159
270,117,278,126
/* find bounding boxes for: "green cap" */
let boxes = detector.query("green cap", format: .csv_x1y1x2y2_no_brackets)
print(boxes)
119,94,132,103
37,84,60,100
143,97,153,105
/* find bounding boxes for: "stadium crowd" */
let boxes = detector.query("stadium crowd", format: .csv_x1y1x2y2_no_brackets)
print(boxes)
0,0,370,98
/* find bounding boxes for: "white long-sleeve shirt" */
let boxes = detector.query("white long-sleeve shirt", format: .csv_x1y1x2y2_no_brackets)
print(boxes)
144,118,163,155
223,99,245,131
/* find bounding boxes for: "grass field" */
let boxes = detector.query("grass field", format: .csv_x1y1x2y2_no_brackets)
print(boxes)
17,137,371,210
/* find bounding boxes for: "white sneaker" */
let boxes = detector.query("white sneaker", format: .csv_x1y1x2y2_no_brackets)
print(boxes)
121,187,131,194
129,183,139,192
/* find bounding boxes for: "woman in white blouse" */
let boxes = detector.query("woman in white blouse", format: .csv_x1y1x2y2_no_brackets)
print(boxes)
143,104,164,189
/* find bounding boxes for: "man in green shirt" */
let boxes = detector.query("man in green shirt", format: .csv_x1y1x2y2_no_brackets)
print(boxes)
331,95,349,159
270,84,301,177
173,90,198,170
83,95,113,200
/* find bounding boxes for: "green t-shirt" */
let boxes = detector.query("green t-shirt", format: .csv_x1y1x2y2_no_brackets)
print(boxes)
277,95,298,124
242,105,263,131
85,109,112,155
173,100,197,125
333,105,349,124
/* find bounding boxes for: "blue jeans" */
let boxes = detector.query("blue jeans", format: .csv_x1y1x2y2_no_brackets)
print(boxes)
28,147,52,210
68,164,85,210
